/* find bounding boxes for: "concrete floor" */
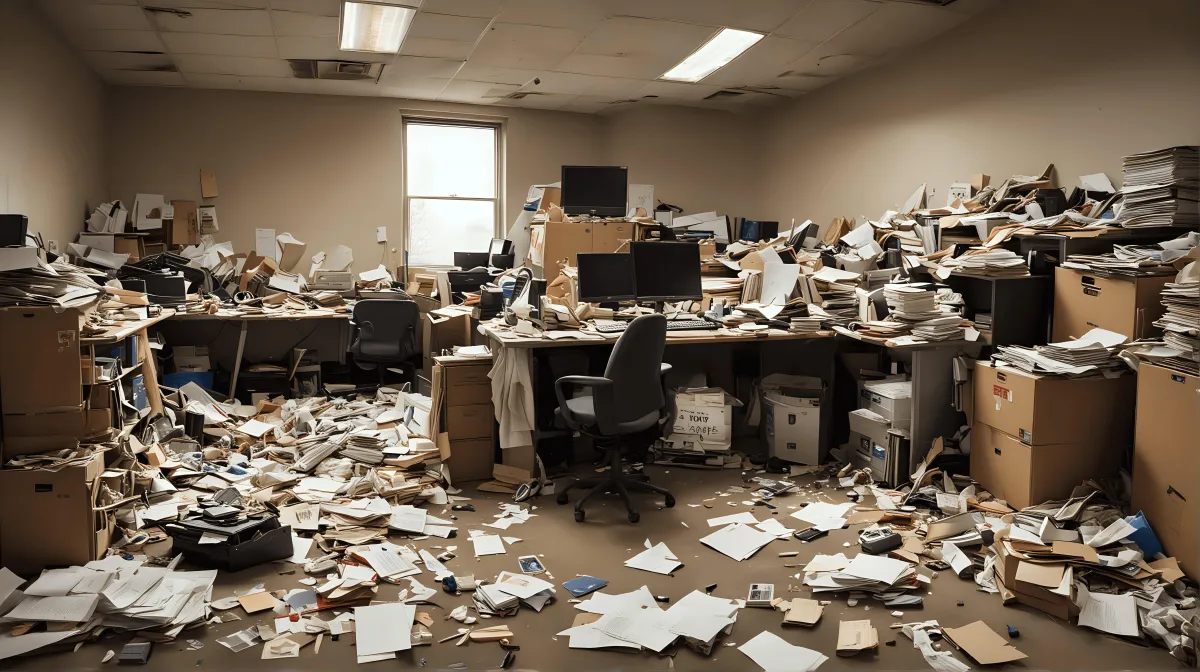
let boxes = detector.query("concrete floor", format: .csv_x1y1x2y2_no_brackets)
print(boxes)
8,466,1188,671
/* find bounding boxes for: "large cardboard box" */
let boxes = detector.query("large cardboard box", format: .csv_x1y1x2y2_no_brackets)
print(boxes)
1052,266,1171,342
0,451,108,574
444,361,492,407
446,438,494,482
970,421,1121,509
1131,363,1199,578
591,221,634,253
0,307,83,414
422,307,473,371
169,200,201,246
972,362,1134,446
541,220,594,275
762,394,821,465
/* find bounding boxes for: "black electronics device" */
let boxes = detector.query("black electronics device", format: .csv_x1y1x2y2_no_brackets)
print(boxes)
630,241,702,303
561,166,628,217
577,252,636,303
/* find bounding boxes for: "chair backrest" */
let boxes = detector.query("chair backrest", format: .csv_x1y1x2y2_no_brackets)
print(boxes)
603,313,667,424
352,299,419,360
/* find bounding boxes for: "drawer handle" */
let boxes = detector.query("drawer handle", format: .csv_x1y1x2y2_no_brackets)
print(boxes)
993,447,1001,456
1167,485,1186,502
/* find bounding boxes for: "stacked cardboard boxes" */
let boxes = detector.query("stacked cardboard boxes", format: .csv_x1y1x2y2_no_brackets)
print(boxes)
971,362,1134,509
1131,362,1199,578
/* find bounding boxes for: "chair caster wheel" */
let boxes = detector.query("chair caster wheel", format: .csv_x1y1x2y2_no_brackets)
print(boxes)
556,492,568,505
628,511,640,523
574,510,585,522
664,495,675,508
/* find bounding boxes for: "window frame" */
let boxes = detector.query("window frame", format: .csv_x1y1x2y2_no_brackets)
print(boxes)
400,114,505,267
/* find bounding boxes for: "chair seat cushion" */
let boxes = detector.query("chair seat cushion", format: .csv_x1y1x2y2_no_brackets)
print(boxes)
555,396,659,434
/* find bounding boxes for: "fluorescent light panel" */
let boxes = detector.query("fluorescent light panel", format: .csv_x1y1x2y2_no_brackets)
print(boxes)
340,1,416,54
660,28,764,82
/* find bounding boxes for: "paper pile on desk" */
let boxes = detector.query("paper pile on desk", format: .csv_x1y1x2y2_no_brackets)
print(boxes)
994,327,1128,377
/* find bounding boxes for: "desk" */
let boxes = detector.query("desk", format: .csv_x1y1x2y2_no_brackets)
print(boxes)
835,330,983,473
162,311,353,398
83,310,176,416
481,322,838,468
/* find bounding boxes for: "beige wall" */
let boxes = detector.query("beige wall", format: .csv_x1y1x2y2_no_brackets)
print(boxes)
107,88,604,269
753,0,1200,230
0,0,105,251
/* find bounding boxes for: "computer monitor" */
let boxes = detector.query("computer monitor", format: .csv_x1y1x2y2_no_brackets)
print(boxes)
631,242,702,303
739,220,779,242
560,166,628,217
453,251,490,270
577,253,636,303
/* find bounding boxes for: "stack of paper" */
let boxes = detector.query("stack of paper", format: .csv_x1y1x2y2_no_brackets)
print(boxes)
1120,146,1199,228
0,257,105,308
1154,267,1200,372
1063,232,1198,277
945,248,1030,278
493,571,555,612
474,583,520,616
560,588,739,654
699,523,777,561
883,284,940,321
789,316,824,334
911,315,966,341
995,327,1129,377
803,553,920,595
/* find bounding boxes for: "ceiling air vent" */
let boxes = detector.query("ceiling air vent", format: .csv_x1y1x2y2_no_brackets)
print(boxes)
703,90,745,101
288,60,384,82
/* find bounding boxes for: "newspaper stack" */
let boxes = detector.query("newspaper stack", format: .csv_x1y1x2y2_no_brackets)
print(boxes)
994,328,1128,377
1120,146,1199,228
947,249,1030,278
802,552,921,596
911,315,966,341
1155,271,1199,372
883,284,940,321
340,433,387,465
0,257,105,308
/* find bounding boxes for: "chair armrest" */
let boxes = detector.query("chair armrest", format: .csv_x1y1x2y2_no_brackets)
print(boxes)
357,319,375,339
554,375,614,428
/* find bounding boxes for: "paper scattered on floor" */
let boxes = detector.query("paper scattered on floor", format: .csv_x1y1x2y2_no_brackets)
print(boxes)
625,540,683,575
471,534,506,557
700,523,776,561
739,631,827,672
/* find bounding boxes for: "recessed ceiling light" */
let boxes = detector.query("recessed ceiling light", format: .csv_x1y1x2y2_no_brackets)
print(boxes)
340,1,417,54
660,28,764,83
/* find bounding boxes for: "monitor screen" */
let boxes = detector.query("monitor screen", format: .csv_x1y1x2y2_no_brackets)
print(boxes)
577,253,636,303
561,166,628,217
631,242,702,302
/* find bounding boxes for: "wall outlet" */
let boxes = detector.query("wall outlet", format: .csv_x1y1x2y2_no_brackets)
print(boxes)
46,240,59,253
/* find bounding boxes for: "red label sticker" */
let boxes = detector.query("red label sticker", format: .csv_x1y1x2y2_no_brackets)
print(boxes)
992,385,1011,401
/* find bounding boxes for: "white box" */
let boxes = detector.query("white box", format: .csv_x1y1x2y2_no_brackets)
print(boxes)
857,375,905,410
762,393,821,465
848,408,891,447
672,387,740,450
863,379,911,430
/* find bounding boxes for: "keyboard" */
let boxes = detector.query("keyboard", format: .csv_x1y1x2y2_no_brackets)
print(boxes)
594,319,719,334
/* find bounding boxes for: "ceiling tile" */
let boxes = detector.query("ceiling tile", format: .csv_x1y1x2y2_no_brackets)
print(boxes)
559,95,619,114
768,71,831,92
812,1,969,56
636,79,722,101
103,69,187,86
438,78,517,102
379,76,450,99
161,32,279,57
494,0,606,32
408,12,490,42
75,29,166,52
702,35,818,87
184,71,308,92
175,53,294,76
773,0,881,42
39,1,154,32
266,0,339,15
557,17,715,79
380,55,464,80
84,50,175,70
135,0,269,8
600,0,803,32
150,8,274,35
269,10,338,36
417,0,505,19
399,36,476,59
454,63,540,86
493,92,576,110
470,23,583,70
518,71,642,98
277,35,387,61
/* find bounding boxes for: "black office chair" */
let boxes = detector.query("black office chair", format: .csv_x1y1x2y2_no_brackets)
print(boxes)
553,314,675,523
349,299,419,387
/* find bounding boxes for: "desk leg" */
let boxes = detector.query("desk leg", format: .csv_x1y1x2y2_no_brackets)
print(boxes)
229,319,249,399
137,327,163,415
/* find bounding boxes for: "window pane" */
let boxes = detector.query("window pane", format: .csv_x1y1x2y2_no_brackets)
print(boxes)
407,198,494,266
405,123,496,198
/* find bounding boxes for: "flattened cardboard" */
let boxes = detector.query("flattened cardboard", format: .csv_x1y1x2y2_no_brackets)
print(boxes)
943,621,1026,665
1015,560,1066,588
1051,541,1099,564
1148,557,1185,584
782,598,823,627
238,590,279,614
1131,363,1199,578
836,620,878,656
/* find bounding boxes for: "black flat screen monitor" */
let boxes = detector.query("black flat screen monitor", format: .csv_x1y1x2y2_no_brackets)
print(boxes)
561,166,628,217
453,251,490,269
577,253,636,303
631,242,702,303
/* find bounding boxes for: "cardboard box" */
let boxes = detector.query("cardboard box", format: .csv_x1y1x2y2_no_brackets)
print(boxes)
541,220,594,275
1131,363,1199,578
111,235,143,260
1052,267,1171,342
993,544,1076,620
0,307,83,414
444,366,492,407
447,438,495,482
591,221,634,253
970,421,1121,509
762,394,821,465
673,388,739,451
445,404,493,441
972,362,1134,446
422,308,472,371
0,452,108,574
863,379,911,430
170,200,201,246
848,409,891,447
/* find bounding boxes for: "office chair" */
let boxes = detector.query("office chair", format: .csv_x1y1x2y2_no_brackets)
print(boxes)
553,314,675,523
349,299,419,387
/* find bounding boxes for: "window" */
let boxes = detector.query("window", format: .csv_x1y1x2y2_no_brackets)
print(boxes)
403,119,500,266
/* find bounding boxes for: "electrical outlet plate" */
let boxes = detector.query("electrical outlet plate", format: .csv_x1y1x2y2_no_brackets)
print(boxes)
46,240,58,253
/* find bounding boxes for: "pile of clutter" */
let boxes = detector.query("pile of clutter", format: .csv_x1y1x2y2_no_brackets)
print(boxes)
994,327,1130,377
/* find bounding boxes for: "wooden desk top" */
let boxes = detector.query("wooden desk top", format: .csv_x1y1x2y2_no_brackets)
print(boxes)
168,310,351,322
479,321,834,350
833,326,979,351
82,309,175,344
